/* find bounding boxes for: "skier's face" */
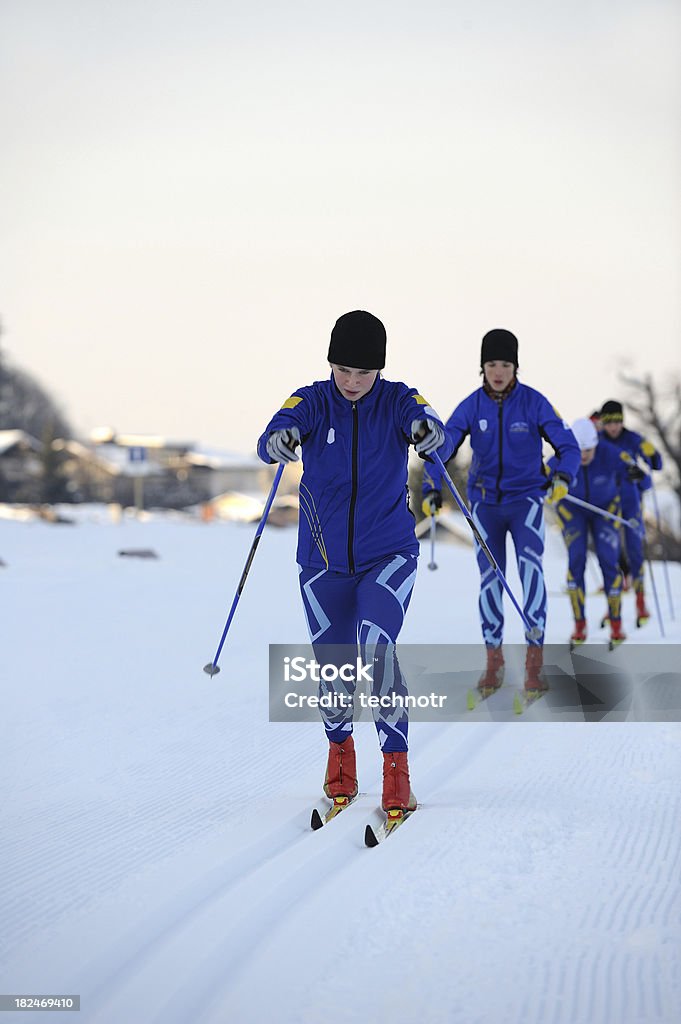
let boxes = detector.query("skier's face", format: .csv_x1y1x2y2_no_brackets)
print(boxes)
602,422,623,439
483,361,515,392
331,364,379,401
580,447,596,466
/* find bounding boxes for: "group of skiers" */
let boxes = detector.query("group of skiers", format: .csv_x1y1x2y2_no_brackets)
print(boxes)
257,310,663,818
547,403,661,647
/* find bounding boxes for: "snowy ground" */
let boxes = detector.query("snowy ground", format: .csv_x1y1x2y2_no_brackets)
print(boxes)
1,506,680,1024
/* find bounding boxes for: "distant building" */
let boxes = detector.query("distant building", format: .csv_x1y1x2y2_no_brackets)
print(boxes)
183,444,272,499
51,431,272,508
1,426,286,510
0,429,44,502
51,438,164,505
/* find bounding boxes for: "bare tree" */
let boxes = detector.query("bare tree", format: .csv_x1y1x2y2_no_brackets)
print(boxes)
0,361,72,441
620,371,681,557
621,372,681,498
1,320,74,502
1,321,69,436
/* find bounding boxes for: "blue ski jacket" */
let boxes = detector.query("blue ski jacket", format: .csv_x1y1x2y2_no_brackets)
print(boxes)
547,441,626,511
257,374,453,573
600,428,662,503
423,381,580,505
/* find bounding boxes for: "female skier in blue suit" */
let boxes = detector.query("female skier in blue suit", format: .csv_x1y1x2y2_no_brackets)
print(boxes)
598,400,663,625
423,329,580,689
258,310,452,816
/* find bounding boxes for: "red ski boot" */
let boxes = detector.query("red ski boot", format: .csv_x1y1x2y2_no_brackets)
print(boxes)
635,591,650,627
381,751,417,812
524,645,547,692
324,735,358,800
570,619,587,648
609,618,627,649
477,646,504,693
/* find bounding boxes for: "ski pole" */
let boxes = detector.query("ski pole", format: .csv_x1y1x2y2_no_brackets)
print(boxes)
644,535,665,638
431,452,542,641
428,514,438,570
203,463,285,676
634,458,672,630
564,494,638,529
647,479,675,620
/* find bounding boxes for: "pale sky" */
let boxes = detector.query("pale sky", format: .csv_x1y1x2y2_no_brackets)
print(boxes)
1,0,680,452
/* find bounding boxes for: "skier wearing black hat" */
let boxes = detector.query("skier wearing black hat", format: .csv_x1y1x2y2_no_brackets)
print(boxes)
258,310,453,821
422,328,580,689
547,417,632,647
598,400,663,625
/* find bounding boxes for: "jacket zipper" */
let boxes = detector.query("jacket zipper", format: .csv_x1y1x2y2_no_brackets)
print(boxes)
495,401,504,503
348,402,359,573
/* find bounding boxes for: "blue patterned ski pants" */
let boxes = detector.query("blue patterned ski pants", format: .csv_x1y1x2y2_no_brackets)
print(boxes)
471,497,546,647
298,553,417,751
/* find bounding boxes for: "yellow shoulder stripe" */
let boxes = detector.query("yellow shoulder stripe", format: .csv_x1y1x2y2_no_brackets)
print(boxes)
413,394,429,405
282,396,303,410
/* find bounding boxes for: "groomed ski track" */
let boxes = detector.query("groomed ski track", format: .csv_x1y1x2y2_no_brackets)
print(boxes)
1,514,679,1024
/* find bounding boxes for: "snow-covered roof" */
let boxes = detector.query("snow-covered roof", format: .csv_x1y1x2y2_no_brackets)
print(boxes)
0,429,42,455
88,434,262,470
114,433,195,451
186,446,262,470
92,443,161,475
54,439,160,475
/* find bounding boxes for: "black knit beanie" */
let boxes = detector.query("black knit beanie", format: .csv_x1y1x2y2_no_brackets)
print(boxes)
600,400,624,423
328,311,386,370
480,329,519,368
